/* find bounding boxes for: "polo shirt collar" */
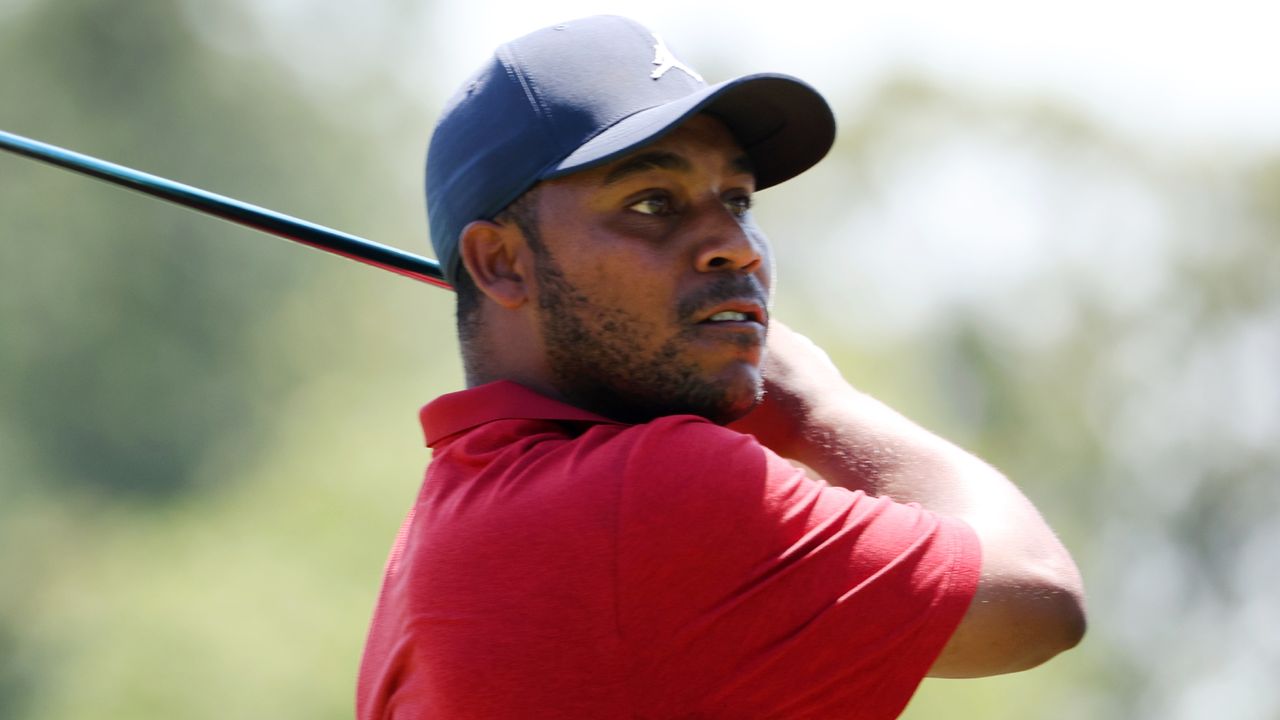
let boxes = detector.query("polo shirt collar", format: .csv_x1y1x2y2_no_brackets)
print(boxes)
420,380,623,447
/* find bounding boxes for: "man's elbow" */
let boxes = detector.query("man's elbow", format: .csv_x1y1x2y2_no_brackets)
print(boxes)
931,569,1087,678
996,567,1088,675
1013,580,1087,672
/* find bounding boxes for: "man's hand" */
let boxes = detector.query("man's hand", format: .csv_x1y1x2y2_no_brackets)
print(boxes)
732,321,1087,677
731,320,951,495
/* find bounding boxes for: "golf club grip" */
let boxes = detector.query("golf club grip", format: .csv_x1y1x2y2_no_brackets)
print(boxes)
0,128,453,290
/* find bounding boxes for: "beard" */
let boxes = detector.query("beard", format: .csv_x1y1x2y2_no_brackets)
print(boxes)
531,247,765,425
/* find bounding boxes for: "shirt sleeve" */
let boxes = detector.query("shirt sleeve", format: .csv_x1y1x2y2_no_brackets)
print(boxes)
615,416,981,720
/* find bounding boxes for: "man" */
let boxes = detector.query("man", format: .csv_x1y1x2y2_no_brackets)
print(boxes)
358,15,1085,719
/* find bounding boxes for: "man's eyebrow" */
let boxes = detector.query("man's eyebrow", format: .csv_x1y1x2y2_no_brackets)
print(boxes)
599,151,758,187
601,151,691,186
730,154,755,179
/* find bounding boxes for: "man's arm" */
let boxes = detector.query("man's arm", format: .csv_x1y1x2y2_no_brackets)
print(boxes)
731,322,1086,677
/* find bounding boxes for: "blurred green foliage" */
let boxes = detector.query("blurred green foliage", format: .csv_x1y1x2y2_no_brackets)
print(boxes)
1,1,455,716
2,0,315,500
2,1,1278,719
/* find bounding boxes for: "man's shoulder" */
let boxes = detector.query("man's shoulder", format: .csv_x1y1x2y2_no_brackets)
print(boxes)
458,410,762,465
596,414,775,484
553,413,773,488
622,413,757,449
434,411,781,508
607,415,813,525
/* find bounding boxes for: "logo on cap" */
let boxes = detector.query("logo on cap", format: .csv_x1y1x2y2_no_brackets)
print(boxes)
650,33,704,83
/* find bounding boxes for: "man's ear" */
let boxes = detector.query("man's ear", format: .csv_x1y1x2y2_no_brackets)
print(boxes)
458,219,530,309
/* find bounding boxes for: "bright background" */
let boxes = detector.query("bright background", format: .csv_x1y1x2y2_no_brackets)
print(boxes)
2,1,1278,718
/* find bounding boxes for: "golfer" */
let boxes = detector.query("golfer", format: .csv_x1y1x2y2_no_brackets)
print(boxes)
358,15,1085,719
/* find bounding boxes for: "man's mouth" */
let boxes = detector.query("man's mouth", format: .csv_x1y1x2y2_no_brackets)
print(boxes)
679,276,770,328
695,302,766,326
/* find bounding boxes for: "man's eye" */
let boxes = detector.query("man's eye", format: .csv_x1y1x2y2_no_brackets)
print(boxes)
629,196,673,216
726,195,754,218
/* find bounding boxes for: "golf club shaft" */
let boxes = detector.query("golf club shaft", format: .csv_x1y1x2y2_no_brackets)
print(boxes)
0,128,452,290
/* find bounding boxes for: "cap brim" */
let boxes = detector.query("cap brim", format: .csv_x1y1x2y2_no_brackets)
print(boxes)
543,73,836,190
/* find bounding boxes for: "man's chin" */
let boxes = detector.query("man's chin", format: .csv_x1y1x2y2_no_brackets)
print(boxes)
706,384,764,425
694,370,764,425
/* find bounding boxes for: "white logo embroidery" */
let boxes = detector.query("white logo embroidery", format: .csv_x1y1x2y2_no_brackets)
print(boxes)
650,33,704,83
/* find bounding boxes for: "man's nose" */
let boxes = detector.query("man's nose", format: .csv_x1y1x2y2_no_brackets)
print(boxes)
692,202,765,274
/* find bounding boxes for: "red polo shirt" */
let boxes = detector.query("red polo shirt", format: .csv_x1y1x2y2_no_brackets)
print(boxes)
357,381,980,719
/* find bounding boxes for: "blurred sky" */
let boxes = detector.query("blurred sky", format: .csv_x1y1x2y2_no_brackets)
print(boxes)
192,0,1280,148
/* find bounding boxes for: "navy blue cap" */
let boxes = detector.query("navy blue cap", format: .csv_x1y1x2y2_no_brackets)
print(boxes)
426,15,836,286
